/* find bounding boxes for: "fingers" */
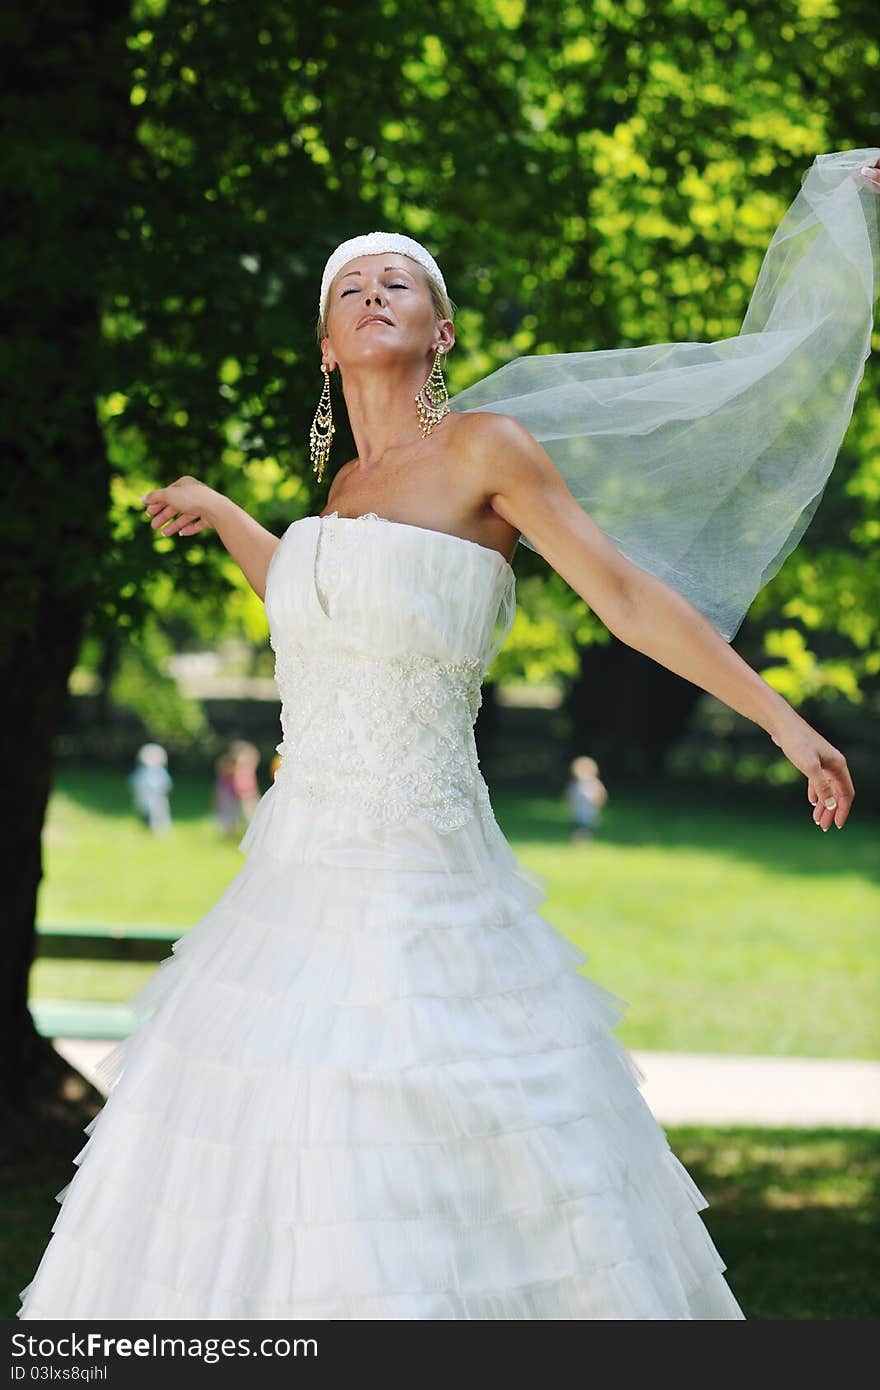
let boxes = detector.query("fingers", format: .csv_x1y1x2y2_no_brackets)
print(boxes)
158,510,202,537
810,751,854,831
166,512,200,536
858,161,880,190
140,495,204,538
812,794,834,830
147,503,176,530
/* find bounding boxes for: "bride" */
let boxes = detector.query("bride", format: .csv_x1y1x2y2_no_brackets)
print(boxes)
19,151,878,1320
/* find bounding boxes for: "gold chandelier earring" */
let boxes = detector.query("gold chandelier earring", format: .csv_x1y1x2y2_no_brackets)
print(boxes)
415,344,450,438
309,362,335,485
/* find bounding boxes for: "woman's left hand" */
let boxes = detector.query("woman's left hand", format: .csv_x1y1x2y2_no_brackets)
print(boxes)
857,156,880,191
769,714,855,831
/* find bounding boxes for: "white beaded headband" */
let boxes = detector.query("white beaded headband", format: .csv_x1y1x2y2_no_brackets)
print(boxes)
319,232,447,324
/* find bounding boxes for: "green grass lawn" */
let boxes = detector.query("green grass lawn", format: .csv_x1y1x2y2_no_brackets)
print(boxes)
493,785,880,1059
30,767,880,1058
6,1127,876,1319
670,1126,879,1319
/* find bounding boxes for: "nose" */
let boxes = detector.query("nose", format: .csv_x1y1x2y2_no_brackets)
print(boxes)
364,289,384,307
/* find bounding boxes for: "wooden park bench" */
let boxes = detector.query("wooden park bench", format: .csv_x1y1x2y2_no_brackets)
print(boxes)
30,920,184,1040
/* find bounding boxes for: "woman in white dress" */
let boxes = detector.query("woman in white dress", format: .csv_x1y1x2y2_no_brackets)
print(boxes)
19,151,879,1320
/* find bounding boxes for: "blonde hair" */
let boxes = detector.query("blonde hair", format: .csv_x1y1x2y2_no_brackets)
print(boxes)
315,260,456,353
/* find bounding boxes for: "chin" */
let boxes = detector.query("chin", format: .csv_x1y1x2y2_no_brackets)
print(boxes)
350,342,403,362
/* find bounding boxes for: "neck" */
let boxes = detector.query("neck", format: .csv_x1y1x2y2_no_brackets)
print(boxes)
340,357,434,467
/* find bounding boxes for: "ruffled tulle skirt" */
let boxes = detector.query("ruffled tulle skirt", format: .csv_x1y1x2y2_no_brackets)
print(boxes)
18,784,744,1319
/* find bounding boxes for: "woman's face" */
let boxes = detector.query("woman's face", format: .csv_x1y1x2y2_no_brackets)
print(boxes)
321,253,452,371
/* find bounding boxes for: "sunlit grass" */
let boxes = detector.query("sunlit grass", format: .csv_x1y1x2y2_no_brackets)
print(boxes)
30,769,880,1059
669,1127,879,1319
493,786,880,1059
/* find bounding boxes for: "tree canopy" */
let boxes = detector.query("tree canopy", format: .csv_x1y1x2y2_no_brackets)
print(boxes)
12,0,874,696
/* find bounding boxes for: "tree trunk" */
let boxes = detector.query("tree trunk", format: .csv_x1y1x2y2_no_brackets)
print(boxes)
1,654,108,1168
96,629,122,726
0,0,137,1149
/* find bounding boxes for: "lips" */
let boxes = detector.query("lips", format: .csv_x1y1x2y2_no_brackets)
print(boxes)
357,314,393,329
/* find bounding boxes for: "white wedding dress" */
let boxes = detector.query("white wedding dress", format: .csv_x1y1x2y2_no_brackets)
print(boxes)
19,512,745,1320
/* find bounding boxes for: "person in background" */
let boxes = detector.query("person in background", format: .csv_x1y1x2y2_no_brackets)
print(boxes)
213,749,240,839
565,754,608,844
229,740,261,824
128,742,173,836
213,740,262,838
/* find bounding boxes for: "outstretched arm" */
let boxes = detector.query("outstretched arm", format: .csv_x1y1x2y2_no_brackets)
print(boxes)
478,414,854,831
140,476,279,602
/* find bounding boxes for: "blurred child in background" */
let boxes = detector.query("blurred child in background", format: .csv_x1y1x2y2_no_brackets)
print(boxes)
213,740,261,839
213,749,240,839
229,740,260,824
564,754,608,845
128,742,173,836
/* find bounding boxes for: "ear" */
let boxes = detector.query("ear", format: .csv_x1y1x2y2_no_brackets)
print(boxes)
320,334,337,371
434,319,455,354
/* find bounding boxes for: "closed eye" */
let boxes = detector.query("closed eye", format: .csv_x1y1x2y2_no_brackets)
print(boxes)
341,283,409,297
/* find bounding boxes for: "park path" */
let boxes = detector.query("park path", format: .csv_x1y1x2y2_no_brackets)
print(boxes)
52,1038,880,1129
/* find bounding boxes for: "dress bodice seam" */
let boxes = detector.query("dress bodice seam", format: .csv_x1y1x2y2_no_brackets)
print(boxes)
316,511,515,576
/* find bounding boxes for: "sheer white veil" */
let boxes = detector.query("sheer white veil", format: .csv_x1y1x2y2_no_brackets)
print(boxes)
450,148,880,641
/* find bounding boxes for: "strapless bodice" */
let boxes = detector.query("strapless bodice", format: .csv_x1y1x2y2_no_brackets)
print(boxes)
256,513,517,836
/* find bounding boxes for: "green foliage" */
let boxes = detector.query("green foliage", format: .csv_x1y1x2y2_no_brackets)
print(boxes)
6,0,880,694
104,0,880,698
490,568,611,684
110,617,207,749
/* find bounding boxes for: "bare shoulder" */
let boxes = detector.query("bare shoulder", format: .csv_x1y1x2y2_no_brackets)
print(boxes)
453,409,558,504
453,409,540,463
455,410,636,623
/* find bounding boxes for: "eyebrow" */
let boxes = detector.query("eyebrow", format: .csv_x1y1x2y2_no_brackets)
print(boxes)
340,265,414,280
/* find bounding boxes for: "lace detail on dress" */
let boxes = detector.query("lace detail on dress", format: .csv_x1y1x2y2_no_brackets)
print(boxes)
271,642,486,832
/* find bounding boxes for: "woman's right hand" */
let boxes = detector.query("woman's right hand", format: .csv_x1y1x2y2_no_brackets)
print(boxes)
140,476,222,537
142,482,277,600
